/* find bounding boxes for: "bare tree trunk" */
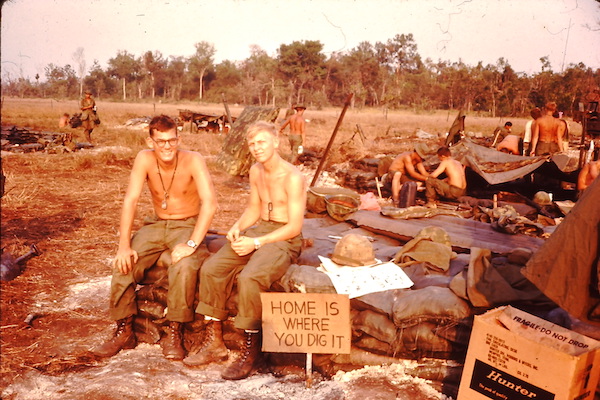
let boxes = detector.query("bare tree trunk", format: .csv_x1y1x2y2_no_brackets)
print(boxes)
122,78,126,101
199,67,206,100
151,74,156,99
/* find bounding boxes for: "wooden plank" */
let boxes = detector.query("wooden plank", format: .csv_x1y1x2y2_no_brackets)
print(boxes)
348,210,544,254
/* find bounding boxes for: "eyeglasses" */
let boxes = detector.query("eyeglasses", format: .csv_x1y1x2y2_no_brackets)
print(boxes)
151,137,179,147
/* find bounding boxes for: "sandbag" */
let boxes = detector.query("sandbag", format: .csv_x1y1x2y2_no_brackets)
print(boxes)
133,315,162,344
402,263,452,289
391,286,471,328
352,309,397,344
462,248,556,309
136,285,168,304
353,323,454,359
275,264,336,294
137,299,166,320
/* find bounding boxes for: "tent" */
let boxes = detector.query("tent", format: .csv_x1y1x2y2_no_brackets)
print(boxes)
521,177,600,326
449,138,574,185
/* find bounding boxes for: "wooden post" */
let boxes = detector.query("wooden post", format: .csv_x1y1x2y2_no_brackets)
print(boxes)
578,115,587,169
306,353,313,388
310,93,354,187
222,93,233,126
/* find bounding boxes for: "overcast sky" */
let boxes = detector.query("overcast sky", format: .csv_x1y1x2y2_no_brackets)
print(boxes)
2,0,600,82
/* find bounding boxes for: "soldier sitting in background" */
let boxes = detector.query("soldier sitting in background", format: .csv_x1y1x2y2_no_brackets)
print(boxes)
425,146,467,208
577,159,600,198
387,143,430,206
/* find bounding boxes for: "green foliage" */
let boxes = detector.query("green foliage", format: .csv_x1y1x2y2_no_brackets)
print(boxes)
3,35,599,118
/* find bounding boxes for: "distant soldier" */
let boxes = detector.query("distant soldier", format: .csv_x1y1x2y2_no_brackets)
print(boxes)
80,90,97,142
523,107,542,155
58,113,70,128
492,121,512,147
279,104,306,164
529,102,566,156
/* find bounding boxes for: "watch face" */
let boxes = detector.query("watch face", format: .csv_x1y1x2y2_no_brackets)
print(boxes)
187,240,196,248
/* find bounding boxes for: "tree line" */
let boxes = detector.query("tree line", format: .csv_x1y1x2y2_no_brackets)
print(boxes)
3,34,599,118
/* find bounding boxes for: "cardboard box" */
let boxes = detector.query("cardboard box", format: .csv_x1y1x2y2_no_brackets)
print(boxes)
458,306,600,400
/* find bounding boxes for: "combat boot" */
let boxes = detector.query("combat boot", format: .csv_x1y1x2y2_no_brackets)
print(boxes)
221,330,263,380
183,320,228,367
162,321,185,360
91,316,136,357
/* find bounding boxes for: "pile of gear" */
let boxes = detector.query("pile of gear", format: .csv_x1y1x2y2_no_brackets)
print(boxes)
1,125,92,153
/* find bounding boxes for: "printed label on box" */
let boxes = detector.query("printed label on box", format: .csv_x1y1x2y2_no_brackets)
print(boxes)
470,359,555,400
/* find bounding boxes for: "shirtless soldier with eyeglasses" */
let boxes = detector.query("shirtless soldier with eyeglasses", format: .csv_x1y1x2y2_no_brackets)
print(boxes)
92,114,217,361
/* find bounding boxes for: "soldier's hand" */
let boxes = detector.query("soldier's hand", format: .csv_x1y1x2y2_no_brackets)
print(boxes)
231,236,253,256
114,248,138,275
227,226,241,242
171,243,194,265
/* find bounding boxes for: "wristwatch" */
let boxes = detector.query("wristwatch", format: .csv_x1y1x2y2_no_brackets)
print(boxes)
186,239,198,250
254,238,261,250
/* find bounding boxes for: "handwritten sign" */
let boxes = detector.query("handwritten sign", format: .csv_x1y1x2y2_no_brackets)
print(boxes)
260,292,351,354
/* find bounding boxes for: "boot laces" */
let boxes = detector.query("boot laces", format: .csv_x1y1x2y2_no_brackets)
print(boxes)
169,323,182,341
115,318,129,336
198,323,216,351
239,333,254,362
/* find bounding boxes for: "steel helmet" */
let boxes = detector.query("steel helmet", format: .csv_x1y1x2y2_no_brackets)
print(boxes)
330,234,376,267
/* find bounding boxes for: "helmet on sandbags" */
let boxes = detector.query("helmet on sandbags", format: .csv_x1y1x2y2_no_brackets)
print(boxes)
330,234,376,267
533,191,552,206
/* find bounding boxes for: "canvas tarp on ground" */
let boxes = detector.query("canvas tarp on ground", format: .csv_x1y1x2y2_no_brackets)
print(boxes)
217,106,280,176
449,138,568,185
521,177,600,326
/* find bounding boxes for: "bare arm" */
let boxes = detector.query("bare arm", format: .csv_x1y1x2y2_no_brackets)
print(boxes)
279,117,291,134
114,152,148,274
299,119,306,145
529,121,539,156
171,154,217,264
577,164,590,191
557,122,566,152
226,165,262,242
405,159,429,181
429,160,448,179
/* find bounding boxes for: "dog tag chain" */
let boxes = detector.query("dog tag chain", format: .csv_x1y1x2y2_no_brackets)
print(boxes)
156,154,178,210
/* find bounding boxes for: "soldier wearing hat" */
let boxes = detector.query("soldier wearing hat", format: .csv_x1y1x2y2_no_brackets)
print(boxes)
279,104,306,164
80,90,97,142
385,143,430,206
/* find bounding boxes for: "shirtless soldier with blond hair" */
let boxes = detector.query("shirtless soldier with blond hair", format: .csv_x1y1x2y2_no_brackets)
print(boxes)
183,121,306,380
